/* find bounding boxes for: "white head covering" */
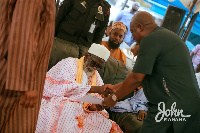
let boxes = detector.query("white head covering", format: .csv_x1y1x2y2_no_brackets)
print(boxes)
88,43,110,61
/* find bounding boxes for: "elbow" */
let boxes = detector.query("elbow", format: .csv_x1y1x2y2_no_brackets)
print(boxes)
130,73,145,84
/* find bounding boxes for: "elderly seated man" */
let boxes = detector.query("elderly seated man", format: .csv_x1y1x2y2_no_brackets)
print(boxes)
36,44,123,133
108,87,148,133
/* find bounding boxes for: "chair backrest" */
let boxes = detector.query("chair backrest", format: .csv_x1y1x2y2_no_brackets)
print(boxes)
98,56,128,84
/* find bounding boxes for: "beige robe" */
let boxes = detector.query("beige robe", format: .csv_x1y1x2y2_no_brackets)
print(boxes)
0,0,55,132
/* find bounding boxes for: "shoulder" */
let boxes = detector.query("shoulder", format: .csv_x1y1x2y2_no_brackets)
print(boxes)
47,57,77,75
58,57,78,68
102,0,111,8
141,27,163,44
101,0,111,14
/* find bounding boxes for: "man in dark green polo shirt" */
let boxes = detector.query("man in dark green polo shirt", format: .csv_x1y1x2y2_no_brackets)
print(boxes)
103,11,200,133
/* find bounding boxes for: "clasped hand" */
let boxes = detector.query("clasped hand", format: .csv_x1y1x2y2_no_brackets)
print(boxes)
19,90,38,108
102,84,118,108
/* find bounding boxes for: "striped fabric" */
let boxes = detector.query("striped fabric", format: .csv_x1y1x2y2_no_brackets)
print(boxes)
0,0,55,132
36,58,123,133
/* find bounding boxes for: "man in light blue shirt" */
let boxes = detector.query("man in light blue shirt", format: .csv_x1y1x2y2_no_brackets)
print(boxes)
108,88,148,133
115,2,140,45
110,88,148,114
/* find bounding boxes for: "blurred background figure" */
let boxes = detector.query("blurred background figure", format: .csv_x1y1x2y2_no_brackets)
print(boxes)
123,43,139,73
191,44,200,69
115,1,141,45
195,63,200,88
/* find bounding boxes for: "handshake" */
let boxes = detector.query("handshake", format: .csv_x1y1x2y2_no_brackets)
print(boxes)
88,84,120,111
91,84,118,98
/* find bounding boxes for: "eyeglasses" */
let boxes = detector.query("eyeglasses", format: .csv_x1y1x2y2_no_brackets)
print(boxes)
89,59,103,69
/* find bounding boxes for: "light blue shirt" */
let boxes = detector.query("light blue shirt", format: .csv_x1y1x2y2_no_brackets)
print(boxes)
110,88,148,113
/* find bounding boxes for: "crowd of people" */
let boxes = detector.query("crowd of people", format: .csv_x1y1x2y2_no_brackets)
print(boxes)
0,0,199,133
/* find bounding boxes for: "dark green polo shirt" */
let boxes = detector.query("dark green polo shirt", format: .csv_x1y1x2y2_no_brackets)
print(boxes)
133,27,200,112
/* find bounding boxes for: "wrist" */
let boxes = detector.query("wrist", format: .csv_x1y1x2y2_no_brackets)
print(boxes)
90,86,103,94
111,94,118,102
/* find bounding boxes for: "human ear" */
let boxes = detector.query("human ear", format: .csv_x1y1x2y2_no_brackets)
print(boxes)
84,53,90,61
138,24,144,32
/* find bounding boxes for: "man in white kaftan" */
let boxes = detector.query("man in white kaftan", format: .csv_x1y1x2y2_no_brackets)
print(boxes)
36,44,122,133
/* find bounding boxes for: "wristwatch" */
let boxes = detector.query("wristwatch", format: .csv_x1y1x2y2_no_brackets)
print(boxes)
111,94,118,101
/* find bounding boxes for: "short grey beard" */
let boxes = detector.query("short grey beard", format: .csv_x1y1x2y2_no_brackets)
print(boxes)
83,66,94,77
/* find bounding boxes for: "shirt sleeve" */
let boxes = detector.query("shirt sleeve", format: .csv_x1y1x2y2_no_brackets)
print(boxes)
6,0,55,91
43,59,91,100
132,36,161,75
129,88,148,113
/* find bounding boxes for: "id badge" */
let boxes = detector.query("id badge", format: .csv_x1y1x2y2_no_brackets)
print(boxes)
89,22,96,33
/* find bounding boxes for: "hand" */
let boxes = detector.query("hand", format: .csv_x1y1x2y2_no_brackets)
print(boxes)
96,86,113,97
102,94,117,108
19,90,38,108
103,84,118,92
102,88,114,98
137,110,147,121
89,104,104,111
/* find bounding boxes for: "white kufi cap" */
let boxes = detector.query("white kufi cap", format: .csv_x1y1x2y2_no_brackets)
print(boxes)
88,43,110,61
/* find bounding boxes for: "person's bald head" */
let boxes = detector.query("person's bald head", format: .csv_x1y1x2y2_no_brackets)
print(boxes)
130,11,158,44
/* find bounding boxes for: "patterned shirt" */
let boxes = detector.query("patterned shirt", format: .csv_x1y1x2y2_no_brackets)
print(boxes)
36,58,122,133
110,88,148,113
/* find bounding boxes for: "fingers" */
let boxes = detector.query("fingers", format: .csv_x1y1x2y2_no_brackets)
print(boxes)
96,104,104,111
20,95,32,108
89,104,104,111
138,111,146,121
103,88,114,97
138,114,143,121
20,90,38,108
24,97,30,108
141,113,145,120
103,84,112,91
103,85,108,91
29,97,38,108
102,103,109,109
102,95,117,108
89,104,97,111
19,94,27,106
